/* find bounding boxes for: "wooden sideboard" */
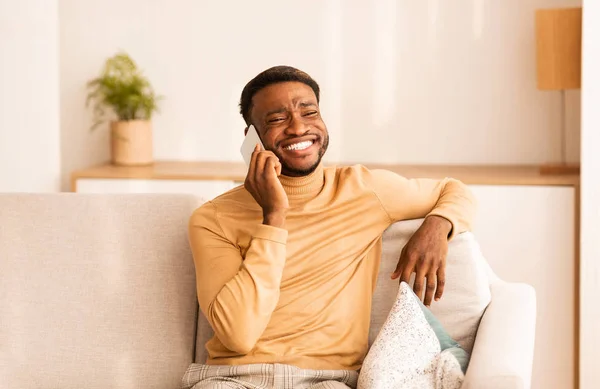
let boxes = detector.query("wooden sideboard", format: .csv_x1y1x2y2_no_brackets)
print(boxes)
72,161,580,389
71,160,579,190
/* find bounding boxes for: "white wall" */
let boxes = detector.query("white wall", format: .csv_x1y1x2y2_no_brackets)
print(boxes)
0,0,60,192
579,1,600,387
58,0,581,191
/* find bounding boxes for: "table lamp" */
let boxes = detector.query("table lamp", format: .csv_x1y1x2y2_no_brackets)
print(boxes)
536,7,582,175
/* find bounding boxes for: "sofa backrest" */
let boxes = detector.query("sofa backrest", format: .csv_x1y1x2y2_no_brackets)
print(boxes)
195,218,493,363
0,194,202,389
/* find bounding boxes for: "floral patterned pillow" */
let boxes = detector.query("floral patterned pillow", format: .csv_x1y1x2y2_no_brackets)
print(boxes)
358,282,467,389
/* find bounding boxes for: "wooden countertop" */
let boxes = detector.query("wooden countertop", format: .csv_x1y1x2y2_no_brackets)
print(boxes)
71,160,580,188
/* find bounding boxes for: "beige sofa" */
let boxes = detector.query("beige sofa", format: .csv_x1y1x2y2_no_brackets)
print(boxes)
0,194,536,389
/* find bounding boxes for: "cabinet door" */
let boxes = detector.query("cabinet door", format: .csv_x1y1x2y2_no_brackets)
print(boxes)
468,185,576,389
75,178,238,202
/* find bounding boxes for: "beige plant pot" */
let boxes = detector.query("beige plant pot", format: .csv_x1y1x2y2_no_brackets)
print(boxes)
110,120,153,166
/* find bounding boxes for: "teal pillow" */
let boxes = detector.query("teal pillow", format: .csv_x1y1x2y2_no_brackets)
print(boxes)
409,287,470,373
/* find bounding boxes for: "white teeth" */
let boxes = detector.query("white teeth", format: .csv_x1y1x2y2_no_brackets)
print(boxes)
285,141,313,151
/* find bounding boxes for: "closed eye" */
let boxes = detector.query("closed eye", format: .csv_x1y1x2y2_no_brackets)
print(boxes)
269,118,285,123
304,111,318,116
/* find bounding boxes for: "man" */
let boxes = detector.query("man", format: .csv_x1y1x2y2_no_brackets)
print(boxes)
182,66,475,389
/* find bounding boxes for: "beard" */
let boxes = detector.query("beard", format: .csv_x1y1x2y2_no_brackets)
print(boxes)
276,133,329,177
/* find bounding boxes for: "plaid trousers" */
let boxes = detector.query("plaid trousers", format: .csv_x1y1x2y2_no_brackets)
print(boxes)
181,363,359,389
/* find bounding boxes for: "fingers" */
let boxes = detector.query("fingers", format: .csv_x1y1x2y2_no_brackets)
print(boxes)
394,240,447,305
263,154,282,177
400,260,414,286
254,150,268,178
423,269,437,307
244,148,283,209
274,159,282,176
252,149,278,177
413,268,426,300
391,248,405,280
435,266,446,302
244,145,261,191
264,157,278,181
243,144,288,215
249,143,260,166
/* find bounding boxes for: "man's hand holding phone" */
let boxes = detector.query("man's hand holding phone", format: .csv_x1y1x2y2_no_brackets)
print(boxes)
244,144,289,228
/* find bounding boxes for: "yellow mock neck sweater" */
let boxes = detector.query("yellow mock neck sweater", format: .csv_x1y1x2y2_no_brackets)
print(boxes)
189,164,475,371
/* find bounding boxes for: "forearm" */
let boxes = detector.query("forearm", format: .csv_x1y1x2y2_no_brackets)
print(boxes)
198,225,287,354
425,178,476,239
206,253,285,353
362,169,476,238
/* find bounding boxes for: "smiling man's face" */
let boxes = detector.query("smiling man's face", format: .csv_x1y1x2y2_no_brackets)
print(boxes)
248,81,329,177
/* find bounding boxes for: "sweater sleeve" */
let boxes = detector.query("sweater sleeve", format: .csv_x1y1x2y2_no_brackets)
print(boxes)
361,168,477,239
188,202,287,354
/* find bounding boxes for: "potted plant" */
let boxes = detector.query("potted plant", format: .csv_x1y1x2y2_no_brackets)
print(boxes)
86,52,161,166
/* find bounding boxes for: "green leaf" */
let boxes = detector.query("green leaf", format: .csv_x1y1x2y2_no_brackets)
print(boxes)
85,51,162,129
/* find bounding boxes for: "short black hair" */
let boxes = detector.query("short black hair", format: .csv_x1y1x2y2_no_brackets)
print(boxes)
239,66,320,125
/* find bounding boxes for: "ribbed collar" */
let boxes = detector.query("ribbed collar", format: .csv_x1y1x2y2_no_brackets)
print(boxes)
278,163,325,203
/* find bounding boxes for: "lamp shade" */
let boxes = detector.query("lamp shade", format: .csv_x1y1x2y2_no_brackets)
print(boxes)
536,7,582,90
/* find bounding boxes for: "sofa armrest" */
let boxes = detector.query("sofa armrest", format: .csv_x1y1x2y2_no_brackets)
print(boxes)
462,280,536,389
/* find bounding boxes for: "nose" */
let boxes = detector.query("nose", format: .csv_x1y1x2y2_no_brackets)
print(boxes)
284,115,310,137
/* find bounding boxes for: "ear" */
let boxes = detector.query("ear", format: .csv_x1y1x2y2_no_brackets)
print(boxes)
244,126,249,136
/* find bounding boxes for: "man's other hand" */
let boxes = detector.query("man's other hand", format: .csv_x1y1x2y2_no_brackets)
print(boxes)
391,215,452,306
244,144,289,228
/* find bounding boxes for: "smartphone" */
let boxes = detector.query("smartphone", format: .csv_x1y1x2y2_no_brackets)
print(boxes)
240,125,265,166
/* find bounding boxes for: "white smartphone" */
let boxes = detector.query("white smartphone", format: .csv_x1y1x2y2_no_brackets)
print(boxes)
240,125,265,166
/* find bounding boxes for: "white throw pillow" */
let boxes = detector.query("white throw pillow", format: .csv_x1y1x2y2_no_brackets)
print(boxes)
359,283,464,389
